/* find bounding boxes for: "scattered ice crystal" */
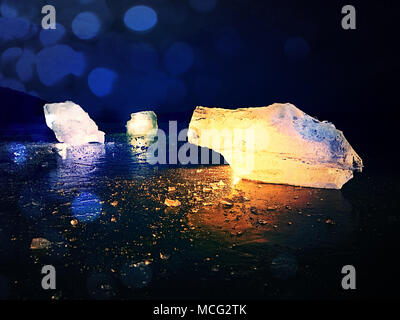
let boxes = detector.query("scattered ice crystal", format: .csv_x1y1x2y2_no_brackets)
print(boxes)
43,101,105,145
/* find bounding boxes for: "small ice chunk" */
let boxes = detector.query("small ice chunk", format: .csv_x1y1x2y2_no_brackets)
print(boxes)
44,101,105,145
126,111,158,138
164,198,181,207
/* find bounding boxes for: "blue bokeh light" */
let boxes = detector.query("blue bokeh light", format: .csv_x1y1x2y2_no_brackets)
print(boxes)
164,42,194,75
189,0,218,12
16,49,35,82
28,90,39,97
0,2,17,18
88,67,117,97
40,23,66,46
1,47,22,64
0,77,25,92
284,37,310,61
72,12,100,40
124,5,158,32
72,192,102,222
0,17,31,41
36,45,85,86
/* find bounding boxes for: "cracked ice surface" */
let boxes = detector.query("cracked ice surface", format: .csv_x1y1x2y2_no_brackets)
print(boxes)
43,101,105,145
188,103,363,189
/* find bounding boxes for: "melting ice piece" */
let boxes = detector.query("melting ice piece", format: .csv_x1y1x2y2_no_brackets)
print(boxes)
44,101,105,144
188,103,363,189
126,111,158,138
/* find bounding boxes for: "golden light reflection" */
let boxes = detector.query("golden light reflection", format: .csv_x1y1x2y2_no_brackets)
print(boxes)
232,176,241,186
187,170,354,246
128,135,156,162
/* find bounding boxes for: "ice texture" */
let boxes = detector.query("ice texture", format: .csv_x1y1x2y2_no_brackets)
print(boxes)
188,103,363,189
126,111,158,137
44,101,105,145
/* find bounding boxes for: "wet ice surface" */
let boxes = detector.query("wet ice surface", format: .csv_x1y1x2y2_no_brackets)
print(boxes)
0,135,362,299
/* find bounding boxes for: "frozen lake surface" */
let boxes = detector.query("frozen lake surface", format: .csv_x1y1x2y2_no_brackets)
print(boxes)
0,135,394,299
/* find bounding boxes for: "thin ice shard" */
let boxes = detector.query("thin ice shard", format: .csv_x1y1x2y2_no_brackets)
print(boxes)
43,101,105,145
188,103,363,189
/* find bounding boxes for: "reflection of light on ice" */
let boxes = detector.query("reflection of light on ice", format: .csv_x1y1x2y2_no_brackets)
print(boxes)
188,177,355,248
8,143,27,164
72,192,102,222
56,143,67,160
128,135,157,163
18,185,45,220
232,176,241,186
126,111,158,163
48,144,106,223
49,143,106,192
55,143,105,163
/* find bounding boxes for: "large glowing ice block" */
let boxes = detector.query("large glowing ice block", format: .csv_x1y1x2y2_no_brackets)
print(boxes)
43,101,105,144
126,111,158,137
188,103,363,189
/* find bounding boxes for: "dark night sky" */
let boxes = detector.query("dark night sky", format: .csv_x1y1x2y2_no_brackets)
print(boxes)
0,0,398,165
